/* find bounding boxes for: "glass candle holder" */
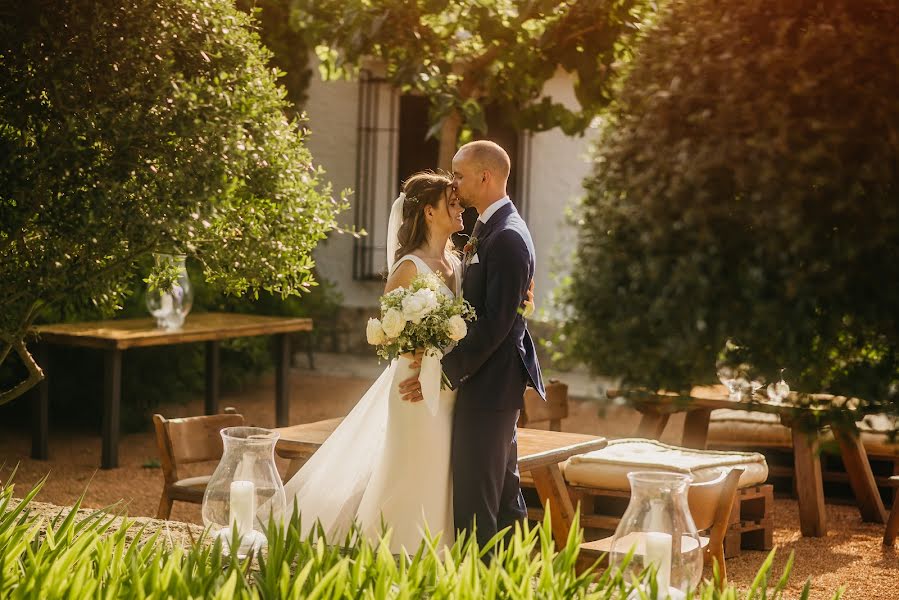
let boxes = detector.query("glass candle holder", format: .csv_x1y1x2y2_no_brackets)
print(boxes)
145,253,193,330
609,472,703,598
201,426,287,558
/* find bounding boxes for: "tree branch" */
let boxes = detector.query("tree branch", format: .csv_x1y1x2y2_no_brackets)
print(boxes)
0,300,41,367
0,242,159,311
0,300,46,406
0,338,44,406
456,0,542,96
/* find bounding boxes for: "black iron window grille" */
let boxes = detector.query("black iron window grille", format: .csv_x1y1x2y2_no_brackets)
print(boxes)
352,71,399,281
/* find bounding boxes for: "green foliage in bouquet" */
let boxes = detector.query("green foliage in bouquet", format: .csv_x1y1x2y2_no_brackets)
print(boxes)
558,0,899,408
367,274,475,362
0,475,834,599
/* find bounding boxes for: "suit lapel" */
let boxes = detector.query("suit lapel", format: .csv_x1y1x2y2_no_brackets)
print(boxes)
462,202,516,282
477,202,515,241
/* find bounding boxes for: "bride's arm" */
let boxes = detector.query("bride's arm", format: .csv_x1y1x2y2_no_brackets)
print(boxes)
384,260,417,294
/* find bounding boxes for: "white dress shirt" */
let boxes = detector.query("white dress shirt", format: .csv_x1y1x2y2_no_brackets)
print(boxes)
477,196,512,225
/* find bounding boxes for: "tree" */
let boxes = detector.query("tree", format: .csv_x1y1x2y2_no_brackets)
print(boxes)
0,0,347,404
235,0,312,114
290,0,651,168
559,0,899,406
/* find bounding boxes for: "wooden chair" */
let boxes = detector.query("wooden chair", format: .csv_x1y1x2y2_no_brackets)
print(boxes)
518,380,568,431
153,408,245,520
578,467,744,587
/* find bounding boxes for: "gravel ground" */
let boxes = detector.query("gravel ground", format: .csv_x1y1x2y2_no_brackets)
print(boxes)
1,362,897,598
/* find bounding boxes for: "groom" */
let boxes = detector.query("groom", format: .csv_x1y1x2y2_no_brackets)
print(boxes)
402,140,545,549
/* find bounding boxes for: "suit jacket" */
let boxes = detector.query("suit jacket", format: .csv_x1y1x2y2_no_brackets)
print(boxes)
443,202,545,411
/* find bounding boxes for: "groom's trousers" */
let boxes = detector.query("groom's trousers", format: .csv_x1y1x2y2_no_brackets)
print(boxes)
451,405,528,550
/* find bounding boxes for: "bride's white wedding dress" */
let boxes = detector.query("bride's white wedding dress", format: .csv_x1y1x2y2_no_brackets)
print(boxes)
282,253,460,553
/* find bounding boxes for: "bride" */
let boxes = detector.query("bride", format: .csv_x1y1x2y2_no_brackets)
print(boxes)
282,170,464,553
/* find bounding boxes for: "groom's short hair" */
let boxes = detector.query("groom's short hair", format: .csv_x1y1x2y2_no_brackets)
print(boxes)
458,140,511,182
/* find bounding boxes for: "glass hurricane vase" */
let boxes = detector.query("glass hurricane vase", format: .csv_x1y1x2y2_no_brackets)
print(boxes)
202,427,287,558
609,472,703,598
145,253,193,330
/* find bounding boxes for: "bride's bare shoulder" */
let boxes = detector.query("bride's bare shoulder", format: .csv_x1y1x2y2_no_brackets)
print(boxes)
385,258,418,293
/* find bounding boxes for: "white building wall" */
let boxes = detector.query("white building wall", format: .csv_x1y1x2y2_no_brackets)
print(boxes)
303,70,383,307
305,66,597,314
525,71,599,315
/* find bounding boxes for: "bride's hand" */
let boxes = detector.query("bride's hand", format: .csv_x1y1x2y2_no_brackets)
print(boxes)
401,348,425,369
398,374,423,403
520,279,535,318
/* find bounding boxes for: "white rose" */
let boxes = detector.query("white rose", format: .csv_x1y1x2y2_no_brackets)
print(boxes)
447,315,467,341
418,287,439,306
366,318,386,345
381,308,407,338
402,289,438,324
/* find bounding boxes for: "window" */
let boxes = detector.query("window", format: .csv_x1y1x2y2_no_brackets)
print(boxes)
353,83,530,280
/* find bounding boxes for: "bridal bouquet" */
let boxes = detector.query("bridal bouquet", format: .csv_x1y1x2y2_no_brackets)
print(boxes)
366,273,475,413
366,273,475,360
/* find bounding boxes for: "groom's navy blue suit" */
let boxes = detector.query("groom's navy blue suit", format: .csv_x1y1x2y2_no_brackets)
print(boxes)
442,200,545,548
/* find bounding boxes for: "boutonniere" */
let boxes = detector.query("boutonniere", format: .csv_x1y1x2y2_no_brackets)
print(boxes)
463,236,479,258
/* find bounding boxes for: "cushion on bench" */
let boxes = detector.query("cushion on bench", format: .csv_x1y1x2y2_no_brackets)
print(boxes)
707,409,792,448
707,410,899,458
563,438,769,490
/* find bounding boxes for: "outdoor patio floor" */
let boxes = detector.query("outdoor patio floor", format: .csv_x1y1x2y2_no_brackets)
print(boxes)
1,355,896,598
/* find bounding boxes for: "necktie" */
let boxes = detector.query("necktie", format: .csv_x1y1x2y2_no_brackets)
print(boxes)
470,219,484,242
464,220,484,276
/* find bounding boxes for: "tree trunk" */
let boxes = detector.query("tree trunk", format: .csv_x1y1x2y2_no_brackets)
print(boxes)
437,109,463,172
0,302,45,406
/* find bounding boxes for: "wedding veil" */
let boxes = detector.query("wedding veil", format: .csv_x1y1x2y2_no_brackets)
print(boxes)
386,192,405,275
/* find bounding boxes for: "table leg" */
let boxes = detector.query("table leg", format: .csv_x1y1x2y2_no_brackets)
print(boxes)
30,342,49,460
833,426,887,523
284,458,306,481
101,348,122,470
681,409,712,449
884,494,899,546
205,341,220,415
275,334,291,427
635,410,670,440
530,463,576,551
791,423,826,536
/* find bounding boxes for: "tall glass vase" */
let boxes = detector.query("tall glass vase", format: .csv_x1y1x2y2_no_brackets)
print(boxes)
145,253,193,330
609,472,703,598
202,427,287,558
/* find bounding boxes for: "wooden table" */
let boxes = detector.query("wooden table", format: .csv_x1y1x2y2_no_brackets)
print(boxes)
28,312,312,469
275,419,607,549
618,386,886,537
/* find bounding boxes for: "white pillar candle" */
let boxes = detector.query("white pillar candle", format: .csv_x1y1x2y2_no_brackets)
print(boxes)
160,293,173,314
229,480,256,536
644,531,672,593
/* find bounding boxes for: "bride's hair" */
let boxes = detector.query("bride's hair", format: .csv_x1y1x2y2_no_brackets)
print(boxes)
394,170,456,264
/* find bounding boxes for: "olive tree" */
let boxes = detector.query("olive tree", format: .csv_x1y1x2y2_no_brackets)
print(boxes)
0,0,347,404
559,0,899,405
